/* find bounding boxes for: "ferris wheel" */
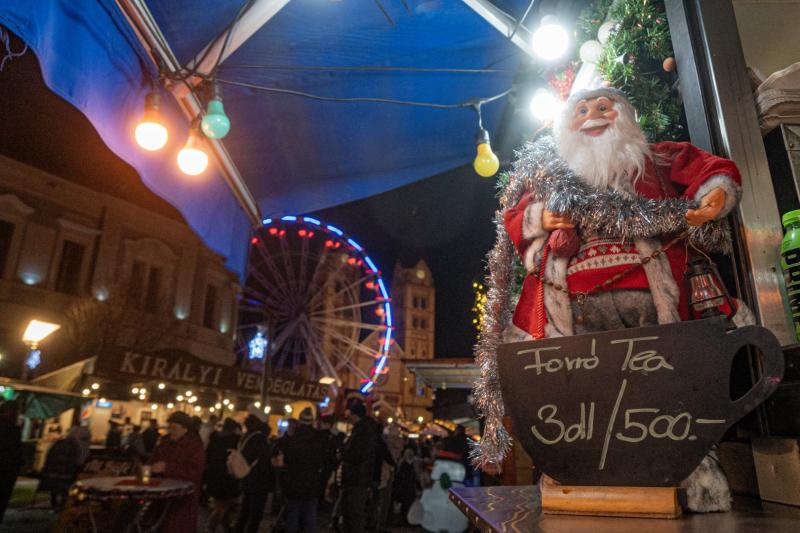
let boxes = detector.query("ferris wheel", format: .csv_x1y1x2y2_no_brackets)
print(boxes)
237,216,393,395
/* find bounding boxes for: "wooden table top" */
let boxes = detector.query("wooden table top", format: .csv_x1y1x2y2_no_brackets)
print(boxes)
448,485,542,533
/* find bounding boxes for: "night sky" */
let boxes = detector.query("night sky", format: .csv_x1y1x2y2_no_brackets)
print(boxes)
0,44,499,360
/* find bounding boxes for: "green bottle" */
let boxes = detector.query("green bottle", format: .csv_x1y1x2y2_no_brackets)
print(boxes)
781,209,800,341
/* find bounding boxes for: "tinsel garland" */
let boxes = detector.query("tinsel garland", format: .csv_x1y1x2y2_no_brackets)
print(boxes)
471,136,734,466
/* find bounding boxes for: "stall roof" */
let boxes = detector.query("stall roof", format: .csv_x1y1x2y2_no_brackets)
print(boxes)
403,357,480,389
0,1,533,275
0,378,86,419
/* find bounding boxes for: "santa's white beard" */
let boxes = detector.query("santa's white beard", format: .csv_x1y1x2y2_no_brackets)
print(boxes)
556,112,651,191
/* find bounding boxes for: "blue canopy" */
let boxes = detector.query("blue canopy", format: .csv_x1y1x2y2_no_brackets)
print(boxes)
0,0,529,275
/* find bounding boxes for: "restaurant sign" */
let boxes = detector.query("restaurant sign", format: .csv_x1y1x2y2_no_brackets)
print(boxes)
93,349,328,402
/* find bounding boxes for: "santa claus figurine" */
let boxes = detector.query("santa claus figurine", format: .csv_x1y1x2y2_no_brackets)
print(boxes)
501,88,749,511
505,88,745,341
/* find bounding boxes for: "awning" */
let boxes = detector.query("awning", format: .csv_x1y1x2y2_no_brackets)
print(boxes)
0,1,532,274
0,378,86,419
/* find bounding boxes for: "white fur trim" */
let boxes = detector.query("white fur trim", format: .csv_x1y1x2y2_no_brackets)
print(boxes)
502,323,533,343
732,298,756,327
523,235,548,273
636,239,681,324
543,256,573,336
523,201,548,240
682,452,732,512
694,175,740,219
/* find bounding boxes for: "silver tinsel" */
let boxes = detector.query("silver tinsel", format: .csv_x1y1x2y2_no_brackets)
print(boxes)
471,136,734,466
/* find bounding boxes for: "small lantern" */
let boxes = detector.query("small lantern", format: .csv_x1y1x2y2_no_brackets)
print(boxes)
684,257,735,320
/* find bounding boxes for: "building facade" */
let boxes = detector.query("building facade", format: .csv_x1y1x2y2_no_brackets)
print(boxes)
0,155,240,377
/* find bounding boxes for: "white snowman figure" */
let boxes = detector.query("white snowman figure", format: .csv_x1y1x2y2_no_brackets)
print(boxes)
418,458,469,533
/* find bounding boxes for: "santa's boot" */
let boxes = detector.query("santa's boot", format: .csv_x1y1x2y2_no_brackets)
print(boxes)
681,450,732,512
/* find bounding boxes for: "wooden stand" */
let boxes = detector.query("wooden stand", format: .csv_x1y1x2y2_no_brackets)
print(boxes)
542,485,682,519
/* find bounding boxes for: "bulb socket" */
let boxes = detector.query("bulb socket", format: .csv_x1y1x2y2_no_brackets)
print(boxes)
475,128,491,146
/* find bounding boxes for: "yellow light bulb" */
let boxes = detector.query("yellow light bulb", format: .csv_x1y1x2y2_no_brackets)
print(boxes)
177,130,208,176
135,92,168,151
474,143,499,177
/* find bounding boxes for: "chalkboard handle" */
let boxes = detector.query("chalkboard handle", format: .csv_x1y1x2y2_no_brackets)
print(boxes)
725,325,785,422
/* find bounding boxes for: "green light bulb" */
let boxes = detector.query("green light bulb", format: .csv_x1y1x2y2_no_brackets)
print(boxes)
201,99,231,139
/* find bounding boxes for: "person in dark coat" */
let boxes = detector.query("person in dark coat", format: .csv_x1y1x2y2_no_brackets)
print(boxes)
368,424,397,532
141,419,160,454
150,411,206,533
393,448,420,525
341,399,377,533
278,408,327,533
0,401,22,524
233,414,274,533
105,421,122,450
205,418,241,533
39,426,90,511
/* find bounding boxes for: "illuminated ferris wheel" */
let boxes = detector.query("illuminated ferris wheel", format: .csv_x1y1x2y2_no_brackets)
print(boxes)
237,216,393,395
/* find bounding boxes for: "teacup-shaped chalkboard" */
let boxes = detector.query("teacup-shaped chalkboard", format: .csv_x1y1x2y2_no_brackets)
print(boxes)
498,318,784,486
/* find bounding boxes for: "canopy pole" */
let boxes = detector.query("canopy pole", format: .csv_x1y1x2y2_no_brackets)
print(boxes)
116,0,262,225
461,0,536,57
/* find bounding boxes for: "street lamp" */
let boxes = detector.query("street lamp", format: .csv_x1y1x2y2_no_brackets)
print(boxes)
21,319,60,380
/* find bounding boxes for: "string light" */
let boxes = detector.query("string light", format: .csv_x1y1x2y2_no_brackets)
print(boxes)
529,89,561,122
135,92,168,151
167,402,175,409
158,383,165,390
532,16,569,60
177,121,209,176
472,103,499,178
201,82,231,139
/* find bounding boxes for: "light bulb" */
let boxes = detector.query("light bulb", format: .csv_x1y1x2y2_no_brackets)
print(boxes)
158,383,165,390
473,128,499,178
135,92,168,151
532,16,569,61
201,99,231,139
150,404,158,411
177,128,209,176
167,402,174,409
529,89,561,122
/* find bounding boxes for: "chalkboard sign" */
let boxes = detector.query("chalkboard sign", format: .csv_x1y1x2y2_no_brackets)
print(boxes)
497,318,784,486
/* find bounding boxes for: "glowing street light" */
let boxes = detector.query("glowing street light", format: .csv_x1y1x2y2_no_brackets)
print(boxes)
531,16,569,61
21,319,60,380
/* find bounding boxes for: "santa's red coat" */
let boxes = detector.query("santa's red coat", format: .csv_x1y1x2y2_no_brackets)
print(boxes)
504,141,742,338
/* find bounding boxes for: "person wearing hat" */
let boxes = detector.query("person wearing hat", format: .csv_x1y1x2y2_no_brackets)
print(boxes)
276,407,328,533
233,413,274,533
149,411,206,533
341,399,378,533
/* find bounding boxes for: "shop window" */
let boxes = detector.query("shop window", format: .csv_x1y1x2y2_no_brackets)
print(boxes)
0,220,14,276
127,260,146,305
55,240,85,294
203,284,218,328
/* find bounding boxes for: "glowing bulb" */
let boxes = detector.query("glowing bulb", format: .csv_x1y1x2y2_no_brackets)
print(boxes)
138,394,146,401
417,416,424,423
532,16,569,61
529,89,561,122
167,402,174,409
284,404,292,413
215,403,222,409
194,406,201,413
135,92,168,151
388,417,394,424
158,383,165,390
210,406,216,413
185,391,193,397
177,395,184,401
227,403,234,411
264,406,271,414
473,132,500,178
91,382,100,390
177,129,209,176
132,387,140,395
150,404,158,411
82,388,90,396
222,399,230,406
254,401,261,409
201,99,231,139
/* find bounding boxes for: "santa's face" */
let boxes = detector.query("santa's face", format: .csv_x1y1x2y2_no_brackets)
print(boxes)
569,97,619,138
556,93,650,191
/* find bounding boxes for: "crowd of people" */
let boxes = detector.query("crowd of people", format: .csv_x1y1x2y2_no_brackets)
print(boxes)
0,396,477,533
